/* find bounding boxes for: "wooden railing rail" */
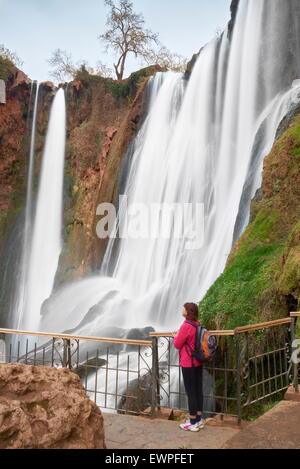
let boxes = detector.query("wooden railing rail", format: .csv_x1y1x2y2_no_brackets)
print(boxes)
290,312,300,318
149,330,235,337
149,316,294,338
0,314,297,344
234,317,292,334
0,327,152,347
0,312,298,419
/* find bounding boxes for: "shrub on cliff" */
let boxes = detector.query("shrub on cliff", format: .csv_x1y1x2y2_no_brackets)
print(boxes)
0,44,23,81
105,65,161,100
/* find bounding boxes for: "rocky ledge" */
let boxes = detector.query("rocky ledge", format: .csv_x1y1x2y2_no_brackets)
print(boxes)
0,363,105,449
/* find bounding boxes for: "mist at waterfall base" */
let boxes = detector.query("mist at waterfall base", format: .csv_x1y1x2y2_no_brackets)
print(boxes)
4,0,300,410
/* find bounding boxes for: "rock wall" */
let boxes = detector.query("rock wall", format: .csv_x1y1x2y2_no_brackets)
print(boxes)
56,66,160,285
0,64,31,243
0,62,56,327
0,363,105,449
0,60,160,326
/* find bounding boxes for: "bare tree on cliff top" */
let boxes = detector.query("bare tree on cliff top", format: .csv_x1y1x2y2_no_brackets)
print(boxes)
99,0,159,80
48,49,76,82
144,46,188,73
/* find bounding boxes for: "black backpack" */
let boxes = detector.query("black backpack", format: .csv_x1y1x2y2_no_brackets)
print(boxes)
185,321,218,363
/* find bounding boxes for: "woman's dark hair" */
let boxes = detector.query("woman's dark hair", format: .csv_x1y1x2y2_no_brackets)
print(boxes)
184,302,199,321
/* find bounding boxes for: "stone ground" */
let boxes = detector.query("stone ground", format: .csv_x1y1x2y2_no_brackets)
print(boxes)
103,414,240,450
223,400,300,449
103,398,300,449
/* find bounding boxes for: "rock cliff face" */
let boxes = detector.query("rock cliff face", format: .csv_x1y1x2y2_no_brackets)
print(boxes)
228,0,240,38
0,63,158,263
0,60,159,326
0,65,31,242
0,363,105,449
200,111,300,330
57,66,160,285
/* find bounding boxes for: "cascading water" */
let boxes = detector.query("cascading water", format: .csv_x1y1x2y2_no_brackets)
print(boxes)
12,82,40,330
20,88,66,332
41,0,300,343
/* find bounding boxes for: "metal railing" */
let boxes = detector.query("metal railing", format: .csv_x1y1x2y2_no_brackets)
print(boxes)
150,330,239,419
290,312,300,393
150,315,300,422
0,312,299,422
0,328,155,416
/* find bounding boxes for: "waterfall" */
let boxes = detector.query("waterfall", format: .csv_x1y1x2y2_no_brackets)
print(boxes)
12,82,39,330
39,0,300,339
21,88,66,332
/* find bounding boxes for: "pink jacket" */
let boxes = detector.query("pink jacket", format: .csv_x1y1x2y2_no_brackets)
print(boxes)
173,319,203,368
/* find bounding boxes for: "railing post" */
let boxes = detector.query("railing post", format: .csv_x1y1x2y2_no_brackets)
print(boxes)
62,339,67,367
235,333,242,424
62,339,72,369
291,317,299,393
151,337,159,416
66,339,72,369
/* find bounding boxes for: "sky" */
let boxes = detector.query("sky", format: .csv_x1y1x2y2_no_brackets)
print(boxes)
0,0,232,82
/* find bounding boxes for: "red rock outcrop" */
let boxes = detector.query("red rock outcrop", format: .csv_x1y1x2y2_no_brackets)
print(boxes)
0,69,31,239
10,68,31,91
55,70,155,284
0,363,105,449
0,62,158,288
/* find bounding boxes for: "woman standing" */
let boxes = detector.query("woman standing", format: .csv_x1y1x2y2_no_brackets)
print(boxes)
173,302,204,432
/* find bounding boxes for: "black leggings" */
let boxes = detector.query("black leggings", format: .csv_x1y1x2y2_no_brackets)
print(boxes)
181,366,203,416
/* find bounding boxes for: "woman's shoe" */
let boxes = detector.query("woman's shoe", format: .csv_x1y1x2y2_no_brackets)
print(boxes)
179,420,200,432
179,419,191,430
197,419,205,429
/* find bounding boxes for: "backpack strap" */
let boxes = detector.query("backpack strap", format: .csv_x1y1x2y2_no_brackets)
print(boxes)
184,342,195,368
185,320,197,327
184,321,200,368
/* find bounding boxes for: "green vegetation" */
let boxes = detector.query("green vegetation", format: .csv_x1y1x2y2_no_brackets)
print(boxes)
0,56,15,81
244,397,283,422
72,64,158,101
200,234,284,330
105,66,159,100
0,44,23,80
73,64,104,85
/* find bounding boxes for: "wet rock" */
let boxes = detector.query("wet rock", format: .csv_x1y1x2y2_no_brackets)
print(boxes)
118,371,153,415
228,0,240,39
76,356,107,379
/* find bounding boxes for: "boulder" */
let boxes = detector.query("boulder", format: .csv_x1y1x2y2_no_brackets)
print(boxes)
0,363,105,449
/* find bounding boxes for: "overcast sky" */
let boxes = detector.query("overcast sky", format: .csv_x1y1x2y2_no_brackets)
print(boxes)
1,0,232,82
